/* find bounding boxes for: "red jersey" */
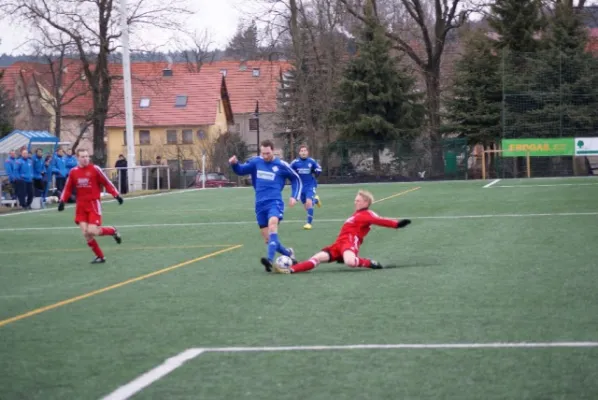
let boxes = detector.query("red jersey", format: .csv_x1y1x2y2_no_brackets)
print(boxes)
335,208,400,245
60,164,119,204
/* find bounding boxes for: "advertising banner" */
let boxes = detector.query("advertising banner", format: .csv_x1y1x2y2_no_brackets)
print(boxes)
501,138,575,157
574,138,598,155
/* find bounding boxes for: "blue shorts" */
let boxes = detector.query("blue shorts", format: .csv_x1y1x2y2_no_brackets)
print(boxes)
255,200,285,228
300,186,317,204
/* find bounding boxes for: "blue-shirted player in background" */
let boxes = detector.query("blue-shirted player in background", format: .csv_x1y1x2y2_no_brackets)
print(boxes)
229,140,303,272
290,144,322,230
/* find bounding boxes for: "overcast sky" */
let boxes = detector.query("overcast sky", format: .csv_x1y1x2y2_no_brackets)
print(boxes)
0,0,258,55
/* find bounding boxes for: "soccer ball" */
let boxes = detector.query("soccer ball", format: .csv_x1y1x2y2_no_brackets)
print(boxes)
276,255,294,270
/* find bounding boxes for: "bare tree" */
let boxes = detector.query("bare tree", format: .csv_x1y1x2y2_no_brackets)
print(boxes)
176,29,216,73
29,27,92,142
252,0,350,171
1,0,193,166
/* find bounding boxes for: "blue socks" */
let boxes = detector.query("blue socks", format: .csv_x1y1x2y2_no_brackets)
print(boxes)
268,233,291,261
277,242,291,257
307,208,314,224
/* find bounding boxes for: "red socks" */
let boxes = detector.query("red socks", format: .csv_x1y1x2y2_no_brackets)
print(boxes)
290,258,319,273
100,226,116,236
87,239,104,258
290,257,372,273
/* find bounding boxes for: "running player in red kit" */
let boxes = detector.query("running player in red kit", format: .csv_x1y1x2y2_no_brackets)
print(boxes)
58,149,124,263
273,189,412,274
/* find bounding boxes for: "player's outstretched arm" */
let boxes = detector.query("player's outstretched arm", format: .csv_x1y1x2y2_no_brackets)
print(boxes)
229,156,254,176
95,165,123,204
58,175,74,211
313,159,322,178
363,211,411,229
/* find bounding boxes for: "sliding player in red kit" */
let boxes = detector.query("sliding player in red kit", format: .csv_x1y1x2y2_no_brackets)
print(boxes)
273,190,412,274
58,149,124,263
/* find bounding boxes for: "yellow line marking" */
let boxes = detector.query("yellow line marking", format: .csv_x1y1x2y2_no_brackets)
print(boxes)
0,244,243,328
373,187,421,204
1,244,235,255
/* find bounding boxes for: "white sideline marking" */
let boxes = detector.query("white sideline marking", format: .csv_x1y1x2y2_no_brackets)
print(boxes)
2,211,598,233
0,189,202,218
101,348,205,400
483,179,501,188
493,183,598,188
102,342,598,399
200,342,598,352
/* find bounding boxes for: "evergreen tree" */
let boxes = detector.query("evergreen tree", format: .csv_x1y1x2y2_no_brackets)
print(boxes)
225,22,260,60
333,0,424,172
444,30,502,147
529,1,598,137
488,0,546,52
0,69,14,138
488,0,547,139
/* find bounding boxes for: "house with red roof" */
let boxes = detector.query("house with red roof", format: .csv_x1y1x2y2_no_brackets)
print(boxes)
199,60,291,155
1,60,96,152
2,58,292,167
104,65,234,169
1,62,53,133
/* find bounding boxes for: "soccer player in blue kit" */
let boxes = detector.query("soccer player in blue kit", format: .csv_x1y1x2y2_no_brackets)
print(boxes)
229,140,303,272
290,145,322,230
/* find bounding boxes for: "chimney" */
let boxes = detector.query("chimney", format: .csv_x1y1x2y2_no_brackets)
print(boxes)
163,55,174,77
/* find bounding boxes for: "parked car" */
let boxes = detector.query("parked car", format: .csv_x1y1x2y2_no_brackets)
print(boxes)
195,172,237,188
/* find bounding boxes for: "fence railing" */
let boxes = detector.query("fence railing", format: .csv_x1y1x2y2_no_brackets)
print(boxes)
102,165,171,193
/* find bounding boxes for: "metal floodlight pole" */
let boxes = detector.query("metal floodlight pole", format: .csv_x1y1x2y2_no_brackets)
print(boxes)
120,0,137,189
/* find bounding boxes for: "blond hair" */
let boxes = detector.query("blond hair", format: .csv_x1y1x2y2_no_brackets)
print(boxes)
357,190,374,206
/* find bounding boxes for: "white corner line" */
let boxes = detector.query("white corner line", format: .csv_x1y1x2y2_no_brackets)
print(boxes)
100,342,598,399
100,348,205,400
483,179,501,188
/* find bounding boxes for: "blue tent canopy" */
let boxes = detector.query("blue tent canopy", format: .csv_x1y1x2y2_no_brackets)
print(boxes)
0,130,57,155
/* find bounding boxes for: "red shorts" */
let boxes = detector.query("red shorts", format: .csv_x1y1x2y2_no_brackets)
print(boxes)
322,235,360,262
74,200,103,226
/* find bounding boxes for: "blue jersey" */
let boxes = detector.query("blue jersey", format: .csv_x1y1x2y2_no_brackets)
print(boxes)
231,156,302,205
3,156,16,182
290,157,321,189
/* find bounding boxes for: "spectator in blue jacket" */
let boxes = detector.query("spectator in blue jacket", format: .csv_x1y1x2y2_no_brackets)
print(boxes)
15,149,34,209
32,148,45,197
65,148,78,175
52,147,67,192
3,150,17,200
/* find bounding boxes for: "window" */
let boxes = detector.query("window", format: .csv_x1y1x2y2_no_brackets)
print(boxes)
175,95,188,107
182,159,194,170
220,69,227,77
166,130,177,145
252,68,260,77
167,160,179,170
233,123,240,133
197,130,206,140
182,129,193,144
140,97,150,108
249,118,259,131
123,130,127,145
139,130,151,145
